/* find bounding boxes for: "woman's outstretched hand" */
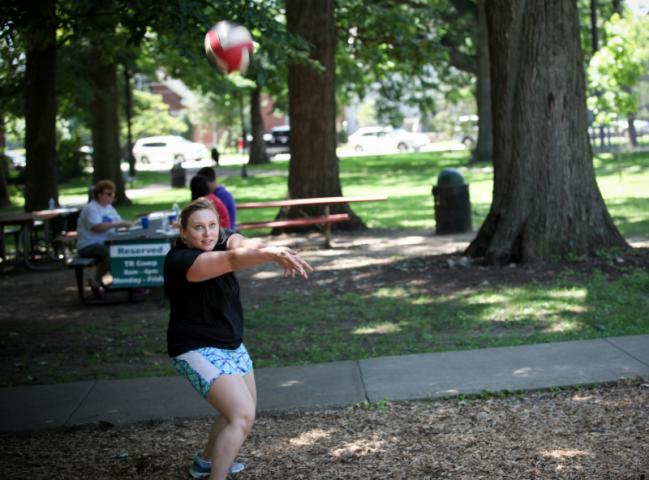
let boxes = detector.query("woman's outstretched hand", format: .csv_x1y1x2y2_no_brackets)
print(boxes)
263,246,314,279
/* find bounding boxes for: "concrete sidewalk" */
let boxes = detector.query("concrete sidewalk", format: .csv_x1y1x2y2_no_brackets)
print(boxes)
1,335,648,433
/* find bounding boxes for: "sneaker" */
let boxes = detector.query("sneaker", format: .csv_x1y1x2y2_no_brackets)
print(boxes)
87,279,105,299
189,455,245,478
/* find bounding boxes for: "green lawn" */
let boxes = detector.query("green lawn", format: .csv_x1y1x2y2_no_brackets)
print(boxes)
246,269,649,368
5,149,649,237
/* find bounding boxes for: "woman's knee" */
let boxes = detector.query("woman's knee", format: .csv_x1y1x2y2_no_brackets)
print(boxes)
230,408,255,434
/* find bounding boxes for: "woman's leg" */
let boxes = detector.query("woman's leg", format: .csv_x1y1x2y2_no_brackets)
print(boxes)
202,371,256,464
242,370,257,408
202,414,226,460
205,374,256,480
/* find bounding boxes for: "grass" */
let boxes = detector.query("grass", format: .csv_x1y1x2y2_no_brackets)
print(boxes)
245,269,649,369
4,148,649,237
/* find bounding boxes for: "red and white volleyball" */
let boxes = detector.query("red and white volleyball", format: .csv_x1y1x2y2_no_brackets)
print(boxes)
204,21,254,74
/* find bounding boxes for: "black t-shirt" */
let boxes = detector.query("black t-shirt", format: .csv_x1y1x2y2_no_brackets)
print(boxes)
164,230,244,357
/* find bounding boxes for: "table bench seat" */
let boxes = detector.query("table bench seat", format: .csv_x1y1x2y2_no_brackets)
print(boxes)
67,256,138,306
237,213,350,231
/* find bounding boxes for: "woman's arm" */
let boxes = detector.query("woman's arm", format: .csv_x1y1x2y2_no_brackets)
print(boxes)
186,242,313,282
90,219,134,233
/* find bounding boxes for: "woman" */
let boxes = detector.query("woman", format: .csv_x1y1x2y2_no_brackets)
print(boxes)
164,199,313,480
76,180,134,296
190,174,231,229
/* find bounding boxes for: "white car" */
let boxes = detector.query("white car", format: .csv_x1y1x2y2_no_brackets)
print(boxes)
347,126,430,153
132,136,208,166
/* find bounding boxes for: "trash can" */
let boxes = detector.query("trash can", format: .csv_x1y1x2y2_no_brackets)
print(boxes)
170,163,186,188
432,168,472,234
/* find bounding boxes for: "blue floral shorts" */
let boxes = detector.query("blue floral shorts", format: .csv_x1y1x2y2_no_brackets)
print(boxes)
172,344,253,398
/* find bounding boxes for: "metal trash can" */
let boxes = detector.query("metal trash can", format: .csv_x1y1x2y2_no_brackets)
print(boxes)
170,163,186,188
432,168,472,234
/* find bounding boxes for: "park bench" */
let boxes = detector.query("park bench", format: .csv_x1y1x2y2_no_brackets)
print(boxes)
67,255,140,305
236,195,388,247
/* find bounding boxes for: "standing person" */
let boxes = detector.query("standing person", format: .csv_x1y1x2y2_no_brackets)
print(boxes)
164,199,313,480
190,174,231,229
76,179,134,297
211,146,220,166
197,166,237,230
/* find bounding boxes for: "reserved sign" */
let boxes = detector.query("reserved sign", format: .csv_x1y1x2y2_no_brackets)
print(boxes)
110,239,171,287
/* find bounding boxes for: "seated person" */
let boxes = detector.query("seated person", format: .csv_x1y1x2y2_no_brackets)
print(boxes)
189,175,231,229
76,180,134,296
197,166,237,229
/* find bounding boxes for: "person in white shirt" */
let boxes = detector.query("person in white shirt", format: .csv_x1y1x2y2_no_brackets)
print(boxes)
77,180,134,296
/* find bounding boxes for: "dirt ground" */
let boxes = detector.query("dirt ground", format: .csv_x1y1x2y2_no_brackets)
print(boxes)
1,229,649,386
2,380,648,479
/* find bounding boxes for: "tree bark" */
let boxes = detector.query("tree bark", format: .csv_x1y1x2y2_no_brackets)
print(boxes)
23,20,58,212
248,88,269,165
466,0,627,264
286,0,363,229
89,62,130,205
0,114,12,208
471,0,493,164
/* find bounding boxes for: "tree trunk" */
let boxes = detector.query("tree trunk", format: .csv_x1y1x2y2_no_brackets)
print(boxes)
471,0,493,164
0,114,12,208
466,0,627,264
286,0,363,229
124,65,136,177
627,113,638,148
89,62,130,205
590,0,599,53
248,88,269,165
24,21,58,212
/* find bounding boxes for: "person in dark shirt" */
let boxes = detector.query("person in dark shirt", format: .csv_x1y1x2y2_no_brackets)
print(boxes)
189,174,231,229
197,166,237,230
164,198,313,480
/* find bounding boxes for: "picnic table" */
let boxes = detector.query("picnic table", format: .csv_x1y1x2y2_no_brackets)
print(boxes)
0,207,79,271
68,220,178,305
237,195,388,247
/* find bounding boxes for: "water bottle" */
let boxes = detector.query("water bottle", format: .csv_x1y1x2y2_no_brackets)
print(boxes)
172,202,180,222
48,197,56,210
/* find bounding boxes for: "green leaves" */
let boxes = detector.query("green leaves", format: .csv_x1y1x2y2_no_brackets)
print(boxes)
587,12,649,124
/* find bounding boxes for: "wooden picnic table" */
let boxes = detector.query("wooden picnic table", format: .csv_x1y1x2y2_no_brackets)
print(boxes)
0,207,79,271
236,195,388,247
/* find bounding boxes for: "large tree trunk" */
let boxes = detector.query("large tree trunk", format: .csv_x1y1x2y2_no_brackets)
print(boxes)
24,19,58,212
471,0,493,164
466,0,627,264
248,88,269,165
286,0,363,229
89,62,130,205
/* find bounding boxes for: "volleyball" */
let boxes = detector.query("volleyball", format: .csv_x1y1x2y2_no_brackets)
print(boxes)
204,21,254,75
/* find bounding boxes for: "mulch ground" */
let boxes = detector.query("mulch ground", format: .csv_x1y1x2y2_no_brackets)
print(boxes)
2,380,648,479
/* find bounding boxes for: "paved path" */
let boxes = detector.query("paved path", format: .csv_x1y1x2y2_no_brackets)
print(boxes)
1,335,647,433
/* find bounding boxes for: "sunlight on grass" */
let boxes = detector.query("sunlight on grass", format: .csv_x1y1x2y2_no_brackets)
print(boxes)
352,323,402,335
246,270,649,369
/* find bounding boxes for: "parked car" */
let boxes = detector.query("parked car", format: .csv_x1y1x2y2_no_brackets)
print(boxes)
263,125,290,157
454,115,478,147
347,126,430,153
4,149,26,168
132,136,208,166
